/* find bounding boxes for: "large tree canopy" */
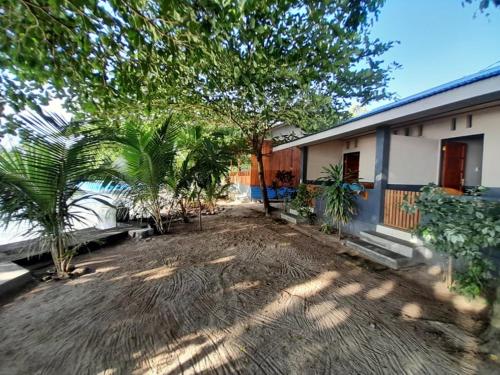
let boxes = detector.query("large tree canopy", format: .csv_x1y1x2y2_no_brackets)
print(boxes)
1,0,396,214
0,0,218,115
190,0,397,212
196,0,396,133
1,1,395,121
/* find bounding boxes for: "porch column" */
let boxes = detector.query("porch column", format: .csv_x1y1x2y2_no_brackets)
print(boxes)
373,126,391,223
300,146,308,183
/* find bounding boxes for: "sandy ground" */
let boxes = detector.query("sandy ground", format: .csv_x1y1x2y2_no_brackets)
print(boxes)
0,204,493,374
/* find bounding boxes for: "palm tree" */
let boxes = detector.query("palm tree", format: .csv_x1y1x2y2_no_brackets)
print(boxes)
111,116,177,234
177,138,232,230
0,113,115,276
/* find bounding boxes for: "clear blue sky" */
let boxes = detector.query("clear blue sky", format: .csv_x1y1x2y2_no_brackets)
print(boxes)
366,0,500,109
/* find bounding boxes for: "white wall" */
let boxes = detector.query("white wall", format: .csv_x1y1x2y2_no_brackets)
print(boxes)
342,133,376,182
388,106,500,187
388,135,440,185
307,140,343,180
306,133,376,182
0,194,116,246
462,138,483,186
420,106,500,187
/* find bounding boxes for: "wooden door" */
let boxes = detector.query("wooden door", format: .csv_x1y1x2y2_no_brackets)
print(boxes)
343,152,360,182
441,142,467,191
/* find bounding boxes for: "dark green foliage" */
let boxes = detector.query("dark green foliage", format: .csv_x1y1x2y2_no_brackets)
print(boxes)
290,183,317,222
320,163,362,238
403,184,500,298
0,0,216,115
177,137,233,230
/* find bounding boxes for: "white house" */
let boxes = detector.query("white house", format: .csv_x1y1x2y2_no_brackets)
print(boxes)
275,66,500,269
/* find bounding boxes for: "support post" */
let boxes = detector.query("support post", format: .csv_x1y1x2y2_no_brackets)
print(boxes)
300,146,308,184
373,126,391,224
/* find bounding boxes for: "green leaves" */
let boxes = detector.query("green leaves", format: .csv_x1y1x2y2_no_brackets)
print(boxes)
403,184,500,297
319,163,363,238
0,112,114,273
110,115,178,233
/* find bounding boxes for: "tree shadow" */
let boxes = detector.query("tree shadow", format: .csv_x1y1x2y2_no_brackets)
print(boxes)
0,206,491,374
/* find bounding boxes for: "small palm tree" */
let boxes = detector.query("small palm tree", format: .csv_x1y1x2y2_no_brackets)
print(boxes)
0,113,114,275
111,116,177,234
320,163,361,239
178,138,232,230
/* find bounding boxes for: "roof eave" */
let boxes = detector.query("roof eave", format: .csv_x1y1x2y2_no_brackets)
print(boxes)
274,74,500,151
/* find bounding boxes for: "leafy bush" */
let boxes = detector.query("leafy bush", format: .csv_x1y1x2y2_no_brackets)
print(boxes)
403,184,500,298
290,183,316,223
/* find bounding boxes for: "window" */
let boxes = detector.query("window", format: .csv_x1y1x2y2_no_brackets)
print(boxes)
345,141,350,150
417,125,423,136
404,128,410,136
392,129,399,135
343,152,360,182
467,115,472,128
354,138,358,148
451,118,457,131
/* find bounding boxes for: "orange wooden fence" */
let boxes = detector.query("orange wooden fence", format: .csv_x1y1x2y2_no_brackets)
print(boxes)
229,170,251,185
383,189,420,231
250,140,301,186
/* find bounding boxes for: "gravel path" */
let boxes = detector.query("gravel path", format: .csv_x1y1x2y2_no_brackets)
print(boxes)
0,204,486,374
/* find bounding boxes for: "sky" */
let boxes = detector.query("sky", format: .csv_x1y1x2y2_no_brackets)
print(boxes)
365,0,500,110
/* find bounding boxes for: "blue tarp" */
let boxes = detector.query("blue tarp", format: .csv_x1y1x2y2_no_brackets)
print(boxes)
250,186,296,201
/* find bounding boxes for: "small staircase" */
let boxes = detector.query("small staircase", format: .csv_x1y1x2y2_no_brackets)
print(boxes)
346,230,417,269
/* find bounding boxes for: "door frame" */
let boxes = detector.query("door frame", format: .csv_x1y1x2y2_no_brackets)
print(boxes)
438,134,484,192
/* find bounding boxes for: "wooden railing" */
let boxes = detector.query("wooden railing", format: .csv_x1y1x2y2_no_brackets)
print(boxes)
229,170,251,186
383,189,420,231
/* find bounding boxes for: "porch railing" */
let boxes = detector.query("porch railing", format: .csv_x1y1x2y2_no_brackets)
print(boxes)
383,189,420,231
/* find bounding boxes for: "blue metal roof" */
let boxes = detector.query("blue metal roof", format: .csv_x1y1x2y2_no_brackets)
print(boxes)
310,65,500,135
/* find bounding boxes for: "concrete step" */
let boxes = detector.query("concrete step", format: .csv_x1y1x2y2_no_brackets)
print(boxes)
288,207,313,217
346,239,412,270
0,262,32,297
360,230,415,257
280,212,307,224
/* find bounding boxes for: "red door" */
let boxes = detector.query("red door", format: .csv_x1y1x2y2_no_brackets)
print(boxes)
441,142,467,192
343,152,360,182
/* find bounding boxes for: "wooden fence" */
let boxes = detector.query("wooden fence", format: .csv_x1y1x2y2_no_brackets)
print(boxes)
229,170,251,185
383,189,420,231
250,140,301,186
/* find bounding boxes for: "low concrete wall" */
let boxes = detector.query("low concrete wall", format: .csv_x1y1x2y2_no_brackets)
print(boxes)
0,194,117,246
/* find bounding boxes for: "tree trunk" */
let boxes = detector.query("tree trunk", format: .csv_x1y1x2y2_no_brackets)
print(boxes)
49,239,63,275
157,205,164,234
255,148,271,216
198,192,202,231
179,199,190,223
447,256,453,287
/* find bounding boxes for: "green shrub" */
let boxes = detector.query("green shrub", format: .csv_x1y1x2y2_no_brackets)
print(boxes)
403,184,500,298
291,183,316,223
